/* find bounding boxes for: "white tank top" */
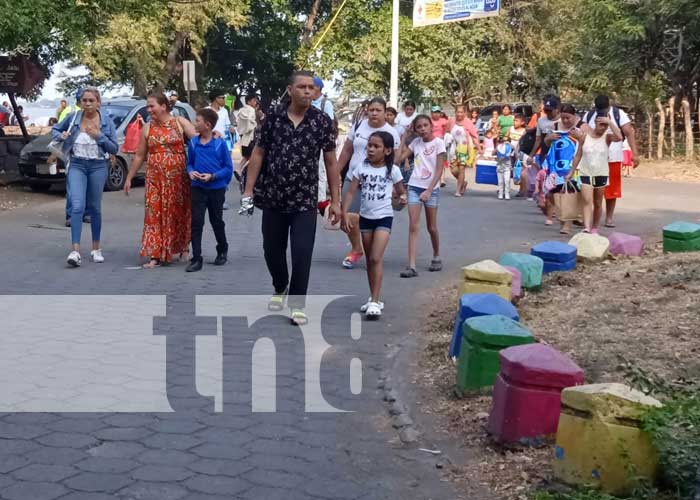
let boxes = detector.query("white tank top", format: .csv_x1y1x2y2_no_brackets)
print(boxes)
579,132,609,177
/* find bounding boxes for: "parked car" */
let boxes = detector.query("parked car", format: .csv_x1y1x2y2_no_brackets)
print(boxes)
18,97,196,192
475,103,534,139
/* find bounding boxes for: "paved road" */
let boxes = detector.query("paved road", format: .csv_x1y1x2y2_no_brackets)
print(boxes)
0,174,697,500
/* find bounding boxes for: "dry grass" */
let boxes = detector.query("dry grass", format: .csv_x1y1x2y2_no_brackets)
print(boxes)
417,242,700,499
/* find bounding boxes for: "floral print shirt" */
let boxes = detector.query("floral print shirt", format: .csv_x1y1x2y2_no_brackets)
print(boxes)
254,104,336,213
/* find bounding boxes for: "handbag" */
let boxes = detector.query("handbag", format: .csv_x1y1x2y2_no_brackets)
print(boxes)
48,111,78,162
553,182,582,221
122,118,142,153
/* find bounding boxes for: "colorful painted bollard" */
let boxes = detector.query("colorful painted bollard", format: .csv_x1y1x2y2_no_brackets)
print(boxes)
456,315,534,392
608,232,644,257
460,260,512,302
568,233,609,263
499,253,544,289
488,343,584,443
449,294,520,358
531,241,577,273
663,221,700,253
553,383,662,495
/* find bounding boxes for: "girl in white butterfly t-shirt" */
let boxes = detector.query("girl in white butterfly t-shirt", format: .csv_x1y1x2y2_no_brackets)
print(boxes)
395,114,446,278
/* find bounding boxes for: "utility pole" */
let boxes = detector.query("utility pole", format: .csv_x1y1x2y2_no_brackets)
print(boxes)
389,0,399,108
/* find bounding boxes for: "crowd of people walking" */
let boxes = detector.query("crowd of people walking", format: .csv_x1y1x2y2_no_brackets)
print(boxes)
50,70,639,323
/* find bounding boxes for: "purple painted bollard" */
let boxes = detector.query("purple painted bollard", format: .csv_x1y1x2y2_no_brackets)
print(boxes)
608,232,644,257
503,266,522,300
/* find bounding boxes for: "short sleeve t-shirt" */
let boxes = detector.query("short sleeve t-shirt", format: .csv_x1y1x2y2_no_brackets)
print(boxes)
407,137,446,190
536,115,559,138
584,107,631,163
346,121,401,180
352,161,403,219
431,117,450,138
498,115,514,138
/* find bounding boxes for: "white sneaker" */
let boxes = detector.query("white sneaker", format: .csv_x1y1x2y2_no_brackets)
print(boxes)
67,251,81,267
360,298,384,313
497,192,504,200
90,249,104,263
365,302,383,318
505,192,511,200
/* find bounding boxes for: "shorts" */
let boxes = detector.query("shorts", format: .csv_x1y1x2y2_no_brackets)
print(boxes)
342,178,361,213
359,216,393,233
407,185,440,208
580,175,608,188
241,144,255,159
605,162,622,199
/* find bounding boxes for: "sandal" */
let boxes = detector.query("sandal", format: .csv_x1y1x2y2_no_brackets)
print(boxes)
142,259,161,269
400,267,418,278
342,251,364,269
268,288,288,312
604,222,616,228
360,298,384,313
365,302,382,319
429,259,443,272
545,219,553,226
290,308,308,326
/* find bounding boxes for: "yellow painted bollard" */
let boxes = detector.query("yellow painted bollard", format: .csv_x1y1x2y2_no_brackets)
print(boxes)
460,260,512,302
553,383,662,496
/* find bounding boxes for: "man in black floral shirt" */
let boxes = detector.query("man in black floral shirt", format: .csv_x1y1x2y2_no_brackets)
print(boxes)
242,70,341,325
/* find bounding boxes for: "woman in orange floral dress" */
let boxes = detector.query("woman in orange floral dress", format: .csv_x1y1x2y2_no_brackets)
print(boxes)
125,92,196,268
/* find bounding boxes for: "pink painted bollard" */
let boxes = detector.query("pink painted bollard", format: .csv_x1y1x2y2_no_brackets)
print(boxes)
608,232,644,257
503,265,522,301
488,343,584,444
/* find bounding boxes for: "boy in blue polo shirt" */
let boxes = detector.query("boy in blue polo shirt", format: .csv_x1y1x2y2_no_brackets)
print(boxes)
186,108,234,272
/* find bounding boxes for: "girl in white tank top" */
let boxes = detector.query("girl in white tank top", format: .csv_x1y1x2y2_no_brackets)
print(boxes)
570,116,622,233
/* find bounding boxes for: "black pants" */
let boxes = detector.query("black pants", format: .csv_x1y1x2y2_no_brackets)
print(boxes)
191,187,228,260
261,208,317,308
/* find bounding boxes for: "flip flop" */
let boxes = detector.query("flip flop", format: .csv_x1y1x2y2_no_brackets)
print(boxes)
290,308,308,326
268,289,287,312
142,259,161,269
605,223,616,228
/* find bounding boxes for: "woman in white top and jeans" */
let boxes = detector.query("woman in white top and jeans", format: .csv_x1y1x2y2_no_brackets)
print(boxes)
568,115,622,234
51,87,119,267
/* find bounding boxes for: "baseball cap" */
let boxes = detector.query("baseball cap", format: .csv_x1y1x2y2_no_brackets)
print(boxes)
312,76,324,89
594,95,610,111
543,95,560,111
431,105,442,112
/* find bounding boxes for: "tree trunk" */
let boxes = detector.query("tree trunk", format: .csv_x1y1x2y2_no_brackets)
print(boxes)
302,0,323,44
133,73,148,98
655,98,665,160
646,110,654,160
682,97,693,161
668,96,675,158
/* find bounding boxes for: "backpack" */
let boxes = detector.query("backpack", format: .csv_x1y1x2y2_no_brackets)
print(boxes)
320,95,339,135
584,107,625,140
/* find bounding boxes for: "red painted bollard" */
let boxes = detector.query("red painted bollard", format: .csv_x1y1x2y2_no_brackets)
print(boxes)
488,343,584,444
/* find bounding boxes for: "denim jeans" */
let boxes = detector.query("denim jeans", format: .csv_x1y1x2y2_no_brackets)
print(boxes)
67,157,108,245
65,171,91,219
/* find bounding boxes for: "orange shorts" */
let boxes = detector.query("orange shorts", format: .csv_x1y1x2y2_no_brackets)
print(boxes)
604,162,622,200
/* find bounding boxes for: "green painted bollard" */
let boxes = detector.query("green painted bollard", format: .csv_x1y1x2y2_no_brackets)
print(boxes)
663,221,700,253
499,252,544,289
456,315,534,392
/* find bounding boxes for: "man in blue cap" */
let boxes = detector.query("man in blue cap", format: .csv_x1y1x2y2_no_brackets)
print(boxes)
311,76,335,207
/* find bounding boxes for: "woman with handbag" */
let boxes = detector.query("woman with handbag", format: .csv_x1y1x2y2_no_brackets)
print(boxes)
51,87,119,267
124,92,196,268
542,104,583,235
